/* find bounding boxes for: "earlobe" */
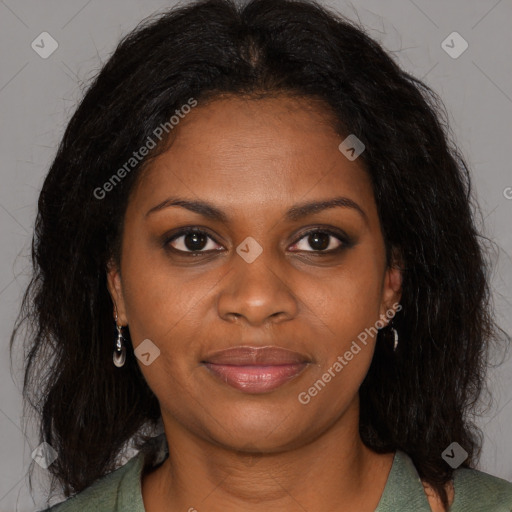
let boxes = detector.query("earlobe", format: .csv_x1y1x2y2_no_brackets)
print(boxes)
106,260,128,325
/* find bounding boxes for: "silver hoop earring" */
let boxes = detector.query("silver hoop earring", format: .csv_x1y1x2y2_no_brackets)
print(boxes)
392,327,399,352
113,322,126,368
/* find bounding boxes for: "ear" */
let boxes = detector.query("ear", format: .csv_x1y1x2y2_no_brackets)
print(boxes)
106,259,128,325
379,249,403,324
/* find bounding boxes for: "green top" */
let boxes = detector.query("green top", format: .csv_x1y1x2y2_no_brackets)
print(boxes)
41,434,512,512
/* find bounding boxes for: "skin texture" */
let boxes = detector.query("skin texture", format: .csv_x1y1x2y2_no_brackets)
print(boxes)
107,95,411,511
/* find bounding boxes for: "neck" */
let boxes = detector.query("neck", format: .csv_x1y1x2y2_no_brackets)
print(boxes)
142,400,394,512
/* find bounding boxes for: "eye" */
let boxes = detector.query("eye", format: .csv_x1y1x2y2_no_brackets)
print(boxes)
289,228,348,253
166,228,223,253
164,226,351,255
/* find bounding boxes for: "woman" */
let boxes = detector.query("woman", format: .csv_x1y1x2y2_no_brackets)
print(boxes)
11,0,512,510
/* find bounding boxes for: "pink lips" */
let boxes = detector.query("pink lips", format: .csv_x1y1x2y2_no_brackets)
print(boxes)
202,346,310,394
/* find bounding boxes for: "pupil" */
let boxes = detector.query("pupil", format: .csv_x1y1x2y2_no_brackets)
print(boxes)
309,232,329,250
185,232,207,251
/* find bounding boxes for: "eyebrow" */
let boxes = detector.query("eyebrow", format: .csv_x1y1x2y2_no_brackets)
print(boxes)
145,195,368,223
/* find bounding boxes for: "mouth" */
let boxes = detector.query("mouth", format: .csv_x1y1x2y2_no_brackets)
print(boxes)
201,346,311,394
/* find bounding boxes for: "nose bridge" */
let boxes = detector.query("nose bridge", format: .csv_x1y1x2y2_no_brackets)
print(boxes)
216,239,298,325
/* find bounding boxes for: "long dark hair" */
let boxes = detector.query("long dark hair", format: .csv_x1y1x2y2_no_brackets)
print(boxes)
11,0,500,508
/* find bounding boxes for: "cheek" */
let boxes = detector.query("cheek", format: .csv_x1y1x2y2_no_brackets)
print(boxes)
119,247,229,400
119,239,207,340
295,262,383,414
118,256,204,401
318,252,384,337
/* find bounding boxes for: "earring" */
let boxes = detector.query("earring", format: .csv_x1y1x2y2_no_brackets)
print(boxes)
113,312,126,368
391,326,399,351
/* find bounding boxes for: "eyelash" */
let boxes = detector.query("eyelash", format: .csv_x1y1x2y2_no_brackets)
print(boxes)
163,226,352,256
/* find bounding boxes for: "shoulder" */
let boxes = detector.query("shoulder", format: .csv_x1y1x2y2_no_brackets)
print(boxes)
38,432,169,512
385,451,512,511
450,467,512,511
37,452,145,512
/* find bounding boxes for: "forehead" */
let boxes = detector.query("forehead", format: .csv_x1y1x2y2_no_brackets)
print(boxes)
128,95,377,223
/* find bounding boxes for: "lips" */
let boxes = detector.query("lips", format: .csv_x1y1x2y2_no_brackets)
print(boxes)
204,346,310,365
202,346,311,394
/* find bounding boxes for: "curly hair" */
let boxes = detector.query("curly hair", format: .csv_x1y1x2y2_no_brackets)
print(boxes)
10,0,499,508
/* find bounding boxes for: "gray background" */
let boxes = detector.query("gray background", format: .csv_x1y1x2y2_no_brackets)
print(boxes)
1,0,511,510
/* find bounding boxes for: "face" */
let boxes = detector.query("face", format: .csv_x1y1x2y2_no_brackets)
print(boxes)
108,95,401,452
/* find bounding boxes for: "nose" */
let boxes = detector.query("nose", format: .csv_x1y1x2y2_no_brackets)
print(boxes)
216,245,299,327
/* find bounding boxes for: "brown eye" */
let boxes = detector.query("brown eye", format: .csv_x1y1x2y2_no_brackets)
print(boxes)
167,229,222,253
290,229,348,253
